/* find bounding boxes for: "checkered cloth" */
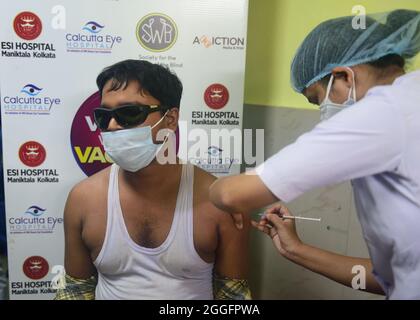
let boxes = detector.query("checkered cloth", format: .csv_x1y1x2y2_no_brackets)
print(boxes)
54,274,97,300
213,273,252,300
54,272,251,300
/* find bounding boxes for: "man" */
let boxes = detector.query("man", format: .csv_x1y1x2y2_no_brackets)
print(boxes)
55,60,250,300
210,10,420,299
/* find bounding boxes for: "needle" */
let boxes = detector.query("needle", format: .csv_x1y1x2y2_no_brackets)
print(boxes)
258,213,321,222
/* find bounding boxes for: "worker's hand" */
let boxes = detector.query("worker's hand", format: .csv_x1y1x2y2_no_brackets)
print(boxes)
231,213,244,230
251,204,303,258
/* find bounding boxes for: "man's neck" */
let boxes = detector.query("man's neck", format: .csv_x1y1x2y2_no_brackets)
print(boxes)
121,158,182,195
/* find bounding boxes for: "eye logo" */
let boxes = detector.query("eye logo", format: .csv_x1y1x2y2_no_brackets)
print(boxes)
23,256,49,280
20,84,43,96
13,11,42,41
136,13,177,52
25,206,46,217
208,146,223,156
19,141,46,167
82,21,104,34
204,84,230,110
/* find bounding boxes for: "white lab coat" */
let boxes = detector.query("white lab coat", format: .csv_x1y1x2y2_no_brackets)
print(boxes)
257,70,420,299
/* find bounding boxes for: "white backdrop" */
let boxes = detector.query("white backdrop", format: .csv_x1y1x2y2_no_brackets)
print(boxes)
0,0,248,299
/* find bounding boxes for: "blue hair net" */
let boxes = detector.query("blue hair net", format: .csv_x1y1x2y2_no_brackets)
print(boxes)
291,10,420,92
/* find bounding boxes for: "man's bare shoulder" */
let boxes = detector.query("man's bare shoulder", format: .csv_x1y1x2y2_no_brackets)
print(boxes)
67,166,111,207
193,165,216,189
193,166,233,225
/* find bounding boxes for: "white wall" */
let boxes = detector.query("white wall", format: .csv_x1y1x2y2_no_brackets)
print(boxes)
243,104,383,300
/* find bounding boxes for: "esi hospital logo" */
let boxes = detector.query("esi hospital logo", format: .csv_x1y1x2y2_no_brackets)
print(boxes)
66,20,122,54
19,141,46,167
2,11,56,59
13,11,42,41
204,84,229,110
23,256,49,280
2,83,61,115
136,13,177,52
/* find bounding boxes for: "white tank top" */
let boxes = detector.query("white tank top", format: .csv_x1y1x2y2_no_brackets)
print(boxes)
94,163,214,300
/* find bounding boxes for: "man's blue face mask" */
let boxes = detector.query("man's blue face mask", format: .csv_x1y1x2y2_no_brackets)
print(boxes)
100,111,170,172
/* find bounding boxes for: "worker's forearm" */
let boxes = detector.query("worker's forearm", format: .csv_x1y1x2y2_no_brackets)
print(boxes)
209,177,250,213
286,244,385,295
209,175,278,214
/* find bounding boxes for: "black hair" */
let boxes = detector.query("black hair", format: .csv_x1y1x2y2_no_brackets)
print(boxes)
368,54,405,69
96,59,183,112
319,54,406,88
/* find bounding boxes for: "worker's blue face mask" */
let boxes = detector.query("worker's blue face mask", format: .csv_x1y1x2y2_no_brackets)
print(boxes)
101,111,169,172
320,67,357,121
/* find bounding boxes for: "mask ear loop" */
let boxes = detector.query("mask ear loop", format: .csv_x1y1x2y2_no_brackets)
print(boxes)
151,110,169,129
346,67,357,102
152,110,172,146
321,74,335,105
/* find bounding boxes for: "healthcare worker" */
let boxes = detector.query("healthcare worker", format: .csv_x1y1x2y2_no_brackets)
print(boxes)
209,9,420,299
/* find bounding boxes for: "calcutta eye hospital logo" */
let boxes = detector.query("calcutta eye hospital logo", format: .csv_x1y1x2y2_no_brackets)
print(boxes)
82,21,104,33
2,83,62,115
136,13,177,52
21,84,42,96
8,205,63,234
25,205,46,217
190,145,238,176
13,11,42,41
66,20,122,53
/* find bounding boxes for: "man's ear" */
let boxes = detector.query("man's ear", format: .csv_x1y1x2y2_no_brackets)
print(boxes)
331,66,354,89
165,107,179,131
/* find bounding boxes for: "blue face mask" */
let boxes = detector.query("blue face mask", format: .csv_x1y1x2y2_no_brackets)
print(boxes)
101,111,169,172
319,67,357,121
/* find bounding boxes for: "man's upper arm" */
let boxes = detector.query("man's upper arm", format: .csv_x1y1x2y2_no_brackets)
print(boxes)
214,209,250,279
63,185,96,279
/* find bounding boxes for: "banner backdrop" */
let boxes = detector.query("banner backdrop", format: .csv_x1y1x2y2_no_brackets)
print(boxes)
0,0,248,299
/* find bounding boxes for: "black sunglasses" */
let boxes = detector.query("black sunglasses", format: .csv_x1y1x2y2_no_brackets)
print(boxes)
93,104,163,131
